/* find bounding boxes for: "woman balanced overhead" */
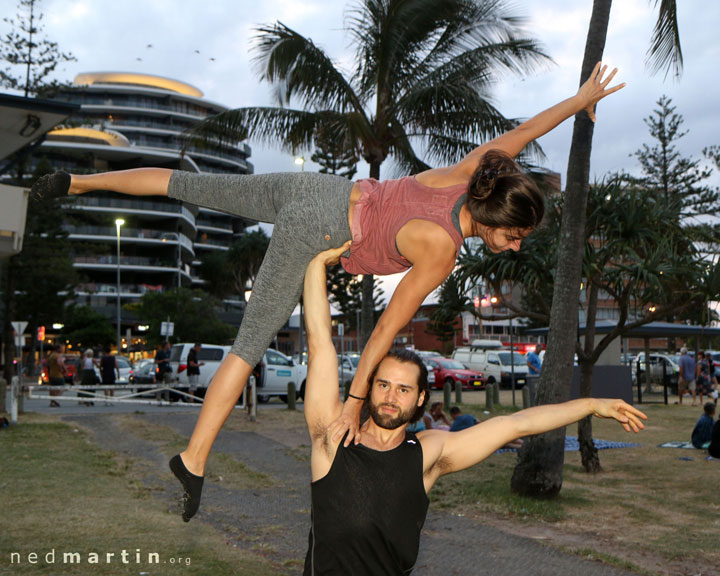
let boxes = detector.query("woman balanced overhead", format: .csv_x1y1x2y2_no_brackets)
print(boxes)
33,63,624,521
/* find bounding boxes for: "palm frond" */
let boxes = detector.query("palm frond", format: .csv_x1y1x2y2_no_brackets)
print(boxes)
645,0,683,79
252,22,367,113
188,107,322,153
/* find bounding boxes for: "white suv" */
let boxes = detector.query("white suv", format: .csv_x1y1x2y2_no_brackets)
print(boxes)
452,346,528,388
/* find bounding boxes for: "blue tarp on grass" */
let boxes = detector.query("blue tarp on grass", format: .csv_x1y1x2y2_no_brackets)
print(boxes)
497,435,640,454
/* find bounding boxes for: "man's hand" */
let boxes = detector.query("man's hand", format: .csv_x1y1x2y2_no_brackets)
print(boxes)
577,62,625,122
591,398,647,433
313,241,351,268
330,397,364,446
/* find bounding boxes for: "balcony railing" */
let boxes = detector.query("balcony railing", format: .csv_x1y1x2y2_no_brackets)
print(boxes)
77,282,166,295
64,224,193,246
75,255,176,267
71,196,196,225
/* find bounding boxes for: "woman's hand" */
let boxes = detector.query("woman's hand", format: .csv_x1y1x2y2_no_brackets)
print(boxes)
591,399,647,433
329,396,364,446
577,62,626,122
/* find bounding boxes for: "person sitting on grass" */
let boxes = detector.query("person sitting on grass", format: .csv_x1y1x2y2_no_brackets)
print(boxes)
298,242,646,576
691,402,715,449
449,406,478,432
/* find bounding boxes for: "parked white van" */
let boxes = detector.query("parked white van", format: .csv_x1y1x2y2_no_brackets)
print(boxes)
170,344,306,403
452,345,528,388
170,343,231,392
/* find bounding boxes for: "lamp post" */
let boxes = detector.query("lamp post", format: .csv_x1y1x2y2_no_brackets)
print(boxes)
161,233,182,288
115,218,125,354
294,156,305,172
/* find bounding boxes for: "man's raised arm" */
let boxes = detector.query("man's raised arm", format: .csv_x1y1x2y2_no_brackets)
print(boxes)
303,244,350,437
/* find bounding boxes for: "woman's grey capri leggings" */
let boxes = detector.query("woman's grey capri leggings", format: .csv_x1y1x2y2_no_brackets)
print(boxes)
168,171,354,368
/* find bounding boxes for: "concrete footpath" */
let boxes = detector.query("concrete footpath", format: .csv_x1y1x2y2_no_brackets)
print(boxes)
49,405,641,576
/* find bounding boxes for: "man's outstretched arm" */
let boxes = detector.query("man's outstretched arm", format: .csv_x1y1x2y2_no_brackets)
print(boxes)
421,398,647,489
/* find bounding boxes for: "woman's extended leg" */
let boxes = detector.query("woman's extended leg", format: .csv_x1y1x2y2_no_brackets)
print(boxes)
70,168,173,196
171,195,351,521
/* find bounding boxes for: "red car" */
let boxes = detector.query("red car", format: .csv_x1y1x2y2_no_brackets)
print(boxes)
426,357,485,390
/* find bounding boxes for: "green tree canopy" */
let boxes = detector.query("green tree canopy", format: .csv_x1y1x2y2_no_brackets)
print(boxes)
60,305,115,350
460,176,717,471
130,288,236,347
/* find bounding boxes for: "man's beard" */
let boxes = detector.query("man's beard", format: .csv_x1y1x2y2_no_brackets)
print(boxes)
368,400,414,430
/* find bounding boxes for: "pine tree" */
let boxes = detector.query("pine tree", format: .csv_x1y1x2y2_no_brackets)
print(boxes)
631,95,718,218
0,0,76,97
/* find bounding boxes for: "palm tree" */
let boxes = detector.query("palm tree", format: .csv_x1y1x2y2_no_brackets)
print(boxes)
192,0,550,346
510,0,683,498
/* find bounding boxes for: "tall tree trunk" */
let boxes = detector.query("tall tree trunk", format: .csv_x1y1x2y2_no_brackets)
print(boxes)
511,0,612,498
360,161,381,348
579,280,601,473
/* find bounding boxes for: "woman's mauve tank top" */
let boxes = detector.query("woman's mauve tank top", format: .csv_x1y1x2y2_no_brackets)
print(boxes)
341,176,467,275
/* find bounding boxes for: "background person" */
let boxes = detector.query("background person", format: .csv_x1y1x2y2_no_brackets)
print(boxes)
100,346,120,406
155,341,173,401
677,347,696,406
295,244,646,575
78,348,98,406
691,402,715,449
429,401,451,430
696,351,712,407
449,406,478,432
186,343,205,401
46,344,67,408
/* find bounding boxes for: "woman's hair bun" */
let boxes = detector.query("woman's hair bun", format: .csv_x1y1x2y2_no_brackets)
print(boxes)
469,150,513,201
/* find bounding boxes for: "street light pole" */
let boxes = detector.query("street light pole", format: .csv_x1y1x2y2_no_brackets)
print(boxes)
162,233,182,289
115,218,125,355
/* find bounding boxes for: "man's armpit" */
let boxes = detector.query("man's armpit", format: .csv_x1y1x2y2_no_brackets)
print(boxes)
425,454,453,479
311,421,333,458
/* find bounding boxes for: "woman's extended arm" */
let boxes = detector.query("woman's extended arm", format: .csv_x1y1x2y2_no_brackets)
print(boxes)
456,62,625,171
329,235,456,445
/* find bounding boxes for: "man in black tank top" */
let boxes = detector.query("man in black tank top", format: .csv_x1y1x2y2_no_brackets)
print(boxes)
302,244,648,576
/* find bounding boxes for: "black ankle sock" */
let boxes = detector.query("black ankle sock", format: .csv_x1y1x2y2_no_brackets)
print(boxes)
169,454,204,522
31,172,71,201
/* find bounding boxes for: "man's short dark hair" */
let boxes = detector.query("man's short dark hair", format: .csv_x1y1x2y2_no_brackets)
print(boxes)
194,343,202,348
366,349,429,423
449,406,461,417
704,402,716,416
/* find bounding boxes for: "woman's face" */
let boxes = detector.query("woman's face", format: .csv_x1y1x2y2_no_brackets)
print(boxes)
484,227,532,253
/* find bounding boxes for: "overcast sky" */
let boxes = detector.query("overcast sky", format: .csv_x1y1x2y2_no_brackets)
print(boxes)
2,0,717,305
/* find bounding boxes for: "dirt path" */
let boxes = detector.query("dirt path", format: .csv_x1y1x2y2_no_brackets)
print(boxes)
66,411,647,576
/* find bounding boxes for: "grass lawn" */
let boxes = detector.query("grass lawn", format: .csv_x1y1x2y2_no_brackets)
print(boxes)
1,413,279,576
428,392,720,574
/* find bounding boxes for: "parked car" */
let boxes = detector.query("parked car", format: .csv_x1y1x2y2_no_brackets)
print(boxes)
257,348,307,403
632,352,679,391
130,361,157,385
423,361,436,387
452,347,528,388
425,357,484,391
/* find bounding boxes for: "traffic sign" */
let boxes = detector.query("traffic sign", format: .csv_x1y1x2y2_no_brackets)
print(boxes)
11,321,28,335
161,321,175,336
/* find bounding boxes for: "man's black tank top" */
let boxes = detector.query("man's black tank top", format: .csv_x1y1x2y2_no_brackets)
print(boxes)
304,431,429,576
